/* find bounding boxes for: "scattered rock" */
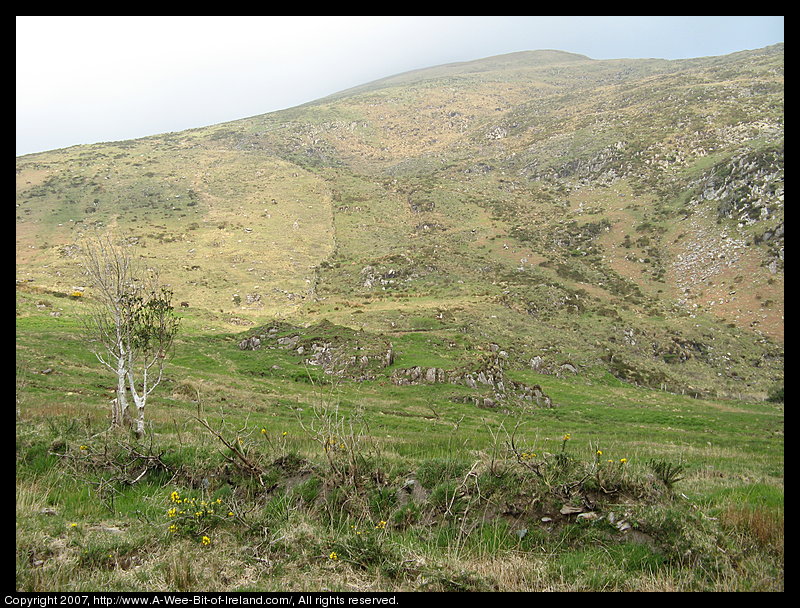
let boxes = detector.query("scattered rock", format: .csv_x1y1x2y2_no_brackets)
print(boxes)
238,336,261,350
277,336,299,349
396,477,428,506
559,363,578,375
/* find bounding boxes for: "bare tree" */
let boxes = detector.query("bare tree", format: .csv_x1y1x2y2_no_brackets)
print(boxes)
79,235,180,437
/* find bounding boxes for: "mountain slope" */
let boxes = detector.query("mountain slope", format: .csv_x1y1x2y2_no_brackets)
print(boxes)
16,45,783,400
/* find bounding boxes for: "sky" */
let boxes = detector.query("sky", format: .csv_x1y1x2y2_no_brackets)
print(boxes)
16,16,784,157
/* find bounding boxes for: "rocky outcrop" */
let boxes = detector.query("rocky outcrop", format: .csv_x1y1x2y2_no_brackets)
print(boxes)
391,354,554,408
237,321,394,380
529,355,580,377
699,144,783,227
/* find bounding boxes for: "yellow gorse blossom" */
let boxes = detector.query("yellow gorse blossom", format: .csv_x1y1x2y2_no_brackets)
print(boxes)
329,552,338,560
201,536,211,545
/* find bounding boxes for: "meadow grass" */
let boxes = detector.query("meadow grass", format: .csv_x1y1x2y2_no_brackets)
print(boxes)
16,290,782,591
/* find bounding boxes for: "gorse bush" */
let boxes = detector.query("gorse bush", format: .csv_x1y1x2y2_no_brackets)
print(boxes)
164,490,229,544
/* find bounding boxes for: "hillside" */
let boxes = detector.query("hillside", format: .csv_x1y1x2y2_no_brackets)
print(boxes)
16,45,783,400
14,45,784,593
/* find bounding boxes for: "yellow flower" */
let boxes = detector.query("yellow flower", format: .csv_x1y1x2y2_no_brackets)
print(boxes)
79,445,88,451
620,458,628,464
70,523,78,528
228,511,234,517
201,536,211,545
329,552,338,560
261,428,267,434
170,491,180,503
563,434,571,441
375,520,387,529
282,431,288,437
596,450,603,455
168,524,178,533
167,508,177,517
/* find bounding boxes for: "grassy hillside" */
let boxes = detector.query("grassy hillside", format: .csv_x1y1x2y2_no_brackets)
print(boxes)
16,45,783,591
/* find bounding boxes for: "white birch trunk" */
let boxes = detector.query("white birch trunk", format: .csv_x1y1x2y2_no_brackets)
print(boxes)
131,388,146,438
127,354,162,438
114,355,130,425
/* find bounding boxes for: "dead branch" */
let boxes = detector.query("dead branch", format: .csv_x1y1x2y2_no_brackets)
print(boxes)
192,414,264,485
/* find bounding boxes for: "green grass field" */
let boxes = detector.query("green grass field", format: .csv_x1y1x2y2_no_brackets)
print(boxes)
16,288,783,591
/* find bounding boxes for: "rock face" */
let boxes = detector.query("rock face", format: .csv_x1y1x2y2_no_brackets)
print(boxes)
671,143,785,303
702,144,784,228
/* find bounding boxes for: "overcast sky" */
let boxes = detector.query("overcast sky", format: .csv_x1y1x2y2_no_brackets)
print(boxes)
16,16,784,157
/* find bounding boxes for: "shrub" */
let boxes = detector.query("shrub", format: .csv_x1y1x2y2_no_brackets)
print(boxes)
766,386,784,403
